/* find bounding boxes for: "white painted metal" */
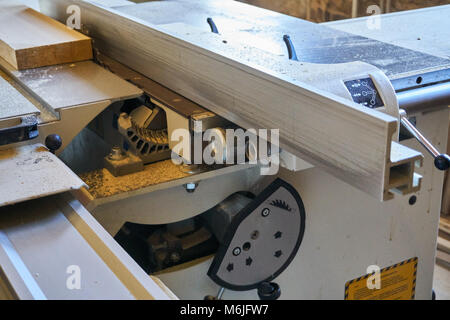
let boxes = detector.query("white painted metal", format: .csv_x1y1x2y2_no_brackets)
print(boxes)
325,5,450,59
0,144,85,207
0,193,175,300
41,0,422,201
4,60,142,111
90,165,262,236
150,107,447,300
0,231,46,299
0,69,39,121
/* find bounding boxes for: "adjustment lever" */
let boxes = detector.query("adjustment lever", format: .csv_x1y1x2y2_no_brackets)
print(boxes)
283,35,298,61
400,110,449,171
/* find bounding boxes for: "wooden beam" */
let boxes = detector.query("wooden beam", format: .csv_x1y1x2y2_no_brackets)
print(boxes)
0,2,92,70
41,0,422,200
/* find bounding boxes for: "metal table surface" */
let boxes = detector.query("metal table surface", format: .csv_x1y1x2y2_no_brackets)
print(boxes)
114,0,450,91
325,5,450,60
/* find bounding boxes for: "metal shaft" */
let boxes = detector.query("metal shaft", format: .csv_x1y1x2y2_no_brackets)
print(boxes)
400,110,450,171
400,114,440,158
217,287,225,300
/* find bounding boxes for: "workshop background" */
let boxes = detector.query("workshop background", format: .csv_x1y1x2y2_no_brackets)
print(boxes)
17,0,450,300
238,0,450,22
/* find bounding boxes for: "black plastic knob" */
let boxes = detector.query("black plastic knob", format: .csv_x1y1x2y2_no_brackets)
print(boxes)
45,134,62,153
257,281,281,300
434,154,450,171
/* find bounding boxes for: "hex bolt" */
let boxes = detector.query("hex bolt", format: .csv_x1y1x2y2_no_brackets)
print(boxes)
108,146,125,161
232,247,241,256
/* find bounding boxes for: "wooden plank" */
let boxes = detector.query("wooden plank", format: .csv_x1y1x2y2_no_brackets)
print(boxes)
436,250,450,269
440,217,450,238
42,0,421,200
0,2,92,70
437,236,450,255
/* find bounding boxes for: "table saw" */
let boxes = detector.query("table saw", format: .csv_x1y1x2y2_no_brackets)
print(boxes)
0,0,449,300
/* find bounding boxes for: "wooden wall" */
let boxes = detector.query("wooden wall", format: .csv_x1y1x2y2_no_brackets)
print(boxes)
239,0,450,22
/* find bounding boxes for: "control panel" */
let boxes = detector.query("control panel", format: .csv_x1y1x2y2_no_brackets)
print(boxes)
344,78,384,108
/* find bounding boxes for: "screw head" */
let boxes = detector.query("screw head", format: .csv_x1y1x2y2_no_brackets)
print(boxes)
262,208,270,217
232,247,241,256
185,183,198,193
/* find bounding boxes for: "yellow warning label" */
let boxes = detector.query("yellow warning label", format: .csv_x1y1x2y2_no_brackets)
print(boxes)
345,257,417,300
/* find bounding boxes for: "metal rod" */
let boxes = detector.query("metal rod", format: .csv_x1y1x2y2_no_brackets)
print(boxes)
400,110,450,171
400,113,440,158
397,82,450,112
216,287,225,300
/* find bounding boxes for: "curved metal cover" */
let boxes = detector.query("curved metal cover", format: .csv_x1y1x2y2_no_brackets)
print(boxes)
208,178,306,291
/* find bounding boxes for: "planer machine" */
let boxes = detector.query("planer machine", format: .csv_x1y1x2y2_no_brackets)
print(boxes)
0,0,449,300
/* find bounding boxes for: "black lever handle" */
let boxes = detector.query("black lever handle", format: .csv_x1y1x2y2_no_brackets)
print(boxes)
434,154,450,171
207,17,219,34
400,111,449,171
283,35,299,61
45,134,62,154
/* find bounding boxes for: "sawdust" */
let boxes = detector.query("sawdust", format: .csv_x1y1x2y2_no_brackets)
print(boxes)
0,148,18,160
34,146,48,153
80,159,191,199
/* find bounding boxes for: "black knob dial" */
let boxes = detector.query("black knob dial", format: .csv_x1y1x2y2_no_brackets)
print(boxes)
257,281,281,300
45,134,62,154
434,154,450,171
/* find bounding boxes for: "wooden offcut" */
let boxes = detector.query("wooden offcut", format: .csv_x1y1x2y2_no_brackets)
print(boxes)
0,3,92,70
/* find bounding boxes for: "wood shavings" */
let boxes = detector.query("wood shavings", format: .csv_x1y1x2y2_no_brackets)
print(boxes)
80,160,191,199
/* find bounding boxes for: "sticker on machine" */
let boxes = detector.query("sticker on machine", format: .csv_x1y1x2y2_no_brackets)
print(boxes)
345,257,418,300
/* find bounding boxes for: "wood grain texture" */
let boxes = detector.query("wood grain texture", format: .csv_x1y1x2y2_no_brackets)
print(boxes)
41,0,421,200
0,2,92,70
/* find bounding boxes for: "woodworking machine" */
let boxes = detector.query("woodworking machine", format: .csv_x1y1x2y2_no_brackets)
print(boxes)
0,0,449,300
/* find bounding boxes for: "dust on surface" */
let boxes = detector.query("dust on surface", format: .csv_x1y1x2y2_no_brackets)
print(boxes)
0,148,18,160
34,146,48,153
80,159,191,199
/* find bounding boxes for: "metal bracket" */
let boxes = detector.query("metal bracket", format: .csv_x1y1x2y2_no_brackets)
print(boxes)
0,115,38,146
